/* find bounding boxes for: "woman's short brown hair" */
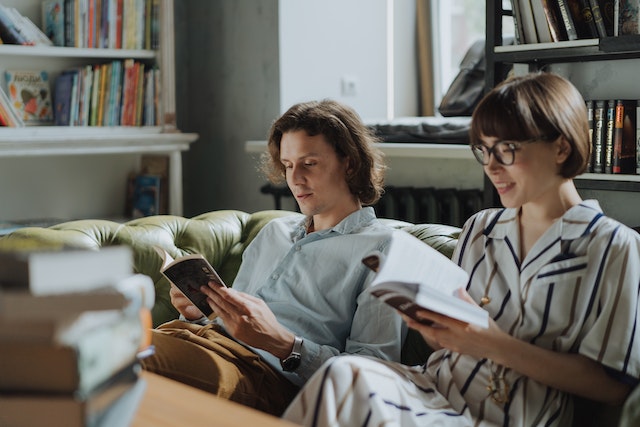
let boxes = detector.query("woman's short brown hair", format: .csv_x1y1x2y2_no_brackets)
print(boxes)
470,72,590,178
261,99,386,205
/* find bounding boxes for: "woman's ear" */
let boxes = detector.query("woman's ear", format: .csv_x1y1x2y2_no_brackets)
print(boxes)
556,137,572,164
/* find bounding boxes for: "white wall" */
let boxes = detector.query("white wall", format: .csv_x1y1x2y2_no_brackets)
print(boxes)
278,0,418,120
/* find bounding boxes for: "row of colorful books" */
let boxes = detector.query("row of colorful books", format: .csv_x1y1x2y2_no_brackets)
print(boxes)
48,0,159,50
0,245,155,426
0,0,160,50
587,99,640,175
509,0,640,45
53,59,160,127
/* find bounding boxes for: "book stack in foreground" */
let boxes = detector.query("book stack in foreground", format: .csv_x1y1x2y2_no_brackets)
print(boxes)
0,246,155,427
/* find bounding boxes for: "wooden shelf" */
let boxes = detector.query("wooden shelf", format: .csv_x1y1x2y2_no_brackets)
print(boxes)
0,44,156,60
0,128,198,157
245,140,476,160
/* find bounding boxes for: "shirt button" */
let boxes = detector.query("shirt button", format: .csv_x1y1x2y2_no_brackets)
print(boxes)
295,245,302,251
272,274,279,280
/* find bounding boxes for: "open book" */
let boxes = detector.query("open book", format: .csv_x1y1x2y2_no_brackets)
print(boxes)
154,246,227,319
364,231,488,328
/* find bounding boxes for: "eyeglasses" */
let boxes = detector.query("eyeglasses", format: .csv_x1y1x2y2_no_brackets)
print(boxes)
470,139,540,166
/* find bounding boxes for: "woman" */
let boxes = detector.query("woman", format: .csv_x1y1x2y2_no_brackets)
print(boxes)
282,73,640,426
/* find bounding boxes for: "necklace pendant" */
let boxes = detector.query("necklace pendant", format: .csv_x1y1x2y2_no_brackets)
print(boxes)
487,374,510,404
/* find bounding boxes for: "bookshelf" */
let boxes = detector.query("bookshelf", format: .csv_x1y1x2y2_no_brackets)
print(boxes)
0,0,198,220
485,1,640,225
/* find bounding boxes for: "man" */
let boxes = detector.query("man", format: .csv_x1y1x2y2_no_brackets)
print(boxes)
141,100,405,415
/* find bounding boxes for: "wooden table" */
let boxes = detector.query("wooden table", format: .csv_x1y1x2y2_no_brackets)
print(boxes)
132,371,300,427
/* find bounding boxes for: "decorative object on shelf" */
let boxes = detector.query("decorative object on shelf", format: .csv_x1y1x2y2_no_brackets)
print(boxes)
5,69,54,125
131,174,161,218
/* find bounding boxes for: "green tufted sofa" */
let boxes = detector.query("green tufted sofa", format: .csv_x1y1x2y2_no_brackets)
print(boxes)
0,209,636,426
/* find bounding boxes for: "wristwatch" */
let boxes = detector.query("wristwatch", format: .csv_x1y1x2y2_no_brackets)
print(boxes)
280,335,303,372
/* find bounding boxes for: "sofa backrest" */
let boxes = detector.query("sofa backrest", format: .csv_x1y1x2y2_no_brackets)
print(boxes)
0,209,461,332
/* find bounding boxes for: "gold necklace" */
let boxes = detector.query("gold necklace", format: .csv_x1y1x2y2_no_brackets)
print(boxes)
487,363,510,404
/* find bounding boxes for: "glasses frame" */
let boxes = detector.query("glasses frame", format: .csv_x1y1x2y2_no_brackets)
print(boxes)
470,139,540,166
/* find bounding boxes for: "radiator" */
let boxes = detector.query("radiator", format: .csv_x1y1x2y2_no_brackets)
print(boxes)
261,184,483,228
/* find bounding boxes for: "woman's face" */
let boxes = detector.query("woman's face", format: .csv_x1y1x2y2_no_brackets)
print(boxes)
480,135,568,209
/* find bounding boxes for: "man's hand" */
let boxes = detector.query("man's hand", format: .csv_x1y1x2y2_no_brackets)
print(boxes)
169,284,205,321
200,283,295,360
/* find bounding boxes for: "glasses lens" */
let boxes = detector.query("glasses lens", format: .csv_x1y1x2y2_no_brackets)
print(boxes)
494,142,514,165
471,145,487,165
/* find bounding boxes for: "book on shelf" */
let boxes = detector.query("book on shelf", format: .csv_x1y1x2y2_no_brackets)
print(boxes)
588,0,610,37
0,5,30,45
140,154,169,214
616,0,640,35
586,100,594,172
518,0,540,43
54,70,77,126
0,5,53,47
600,0,616,35
0,245,133,296
592,99,607,173
0,362,144,427
612,99,637,174
4,70,54,125
42,0,66,46
132,174,161,217
531,0,554,42
510,0,526,44
154,245,228,319
363,230,488,329
542,0,569,41
568,0,600,39
557,0,580,40
604,99,616,173
0,84,24,128
637,102,640,174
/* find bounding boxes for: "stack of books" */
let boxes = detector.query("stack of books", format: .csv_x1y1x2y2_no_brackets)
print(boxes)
0,246,155,427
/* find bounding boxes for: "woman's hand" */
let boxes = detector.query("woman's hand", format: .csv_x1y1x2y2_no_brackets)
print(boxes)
200,283,295,360
400,289,509,360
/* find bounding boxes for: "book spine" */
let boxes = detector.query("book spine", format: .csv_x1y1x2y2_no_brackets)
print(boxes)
588,0,609,37
510,0,525,44
542,0,569,40
600,0,615,36
604,99,615,173
557,0,580,39
612,99,637,174
636,100,640,174
587,99,594,172
518,0,539,43
0,313,142,394
571,0,600,38
592,99,606,173
531,0,553,42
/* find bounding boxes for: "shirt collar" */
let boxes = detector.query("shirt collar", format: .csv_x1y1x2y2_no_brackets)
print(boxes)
484,200,604,241
293,207,377,240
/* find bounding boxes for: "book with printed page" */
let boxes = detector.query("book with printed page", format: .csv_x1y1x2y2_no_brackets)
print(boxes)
154,246,227,319
363,230,489,328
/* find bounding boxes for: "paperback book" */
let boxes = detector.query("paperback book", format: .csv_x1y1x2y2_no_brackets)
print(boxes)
364,230,488,328
154,246,227,319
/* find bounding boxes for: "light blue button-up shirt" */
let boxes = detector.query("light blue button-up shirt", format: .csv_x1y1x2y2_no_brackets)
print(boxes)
224,207,406,386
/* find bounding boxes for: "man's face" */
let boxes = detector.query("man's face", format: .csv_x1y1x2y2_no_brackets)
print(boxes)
280,130,359,229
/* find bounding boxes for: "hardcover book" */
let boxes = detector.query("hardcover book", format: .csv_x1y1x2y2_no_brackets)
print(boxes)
617,0,640,35
5,70,54,125
604,99,616,173
0,246,133,296
612,99,637,174
363,230,488,329
154,246,227,319
0,363,142,427
592,99,606,173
